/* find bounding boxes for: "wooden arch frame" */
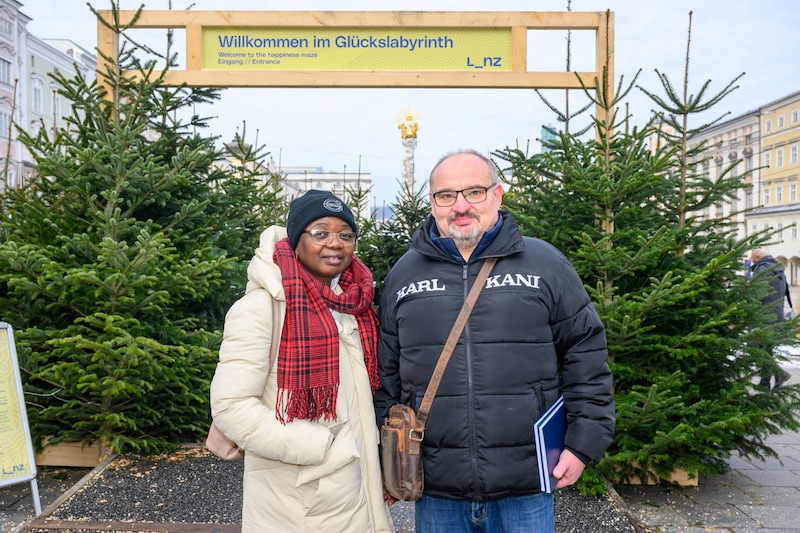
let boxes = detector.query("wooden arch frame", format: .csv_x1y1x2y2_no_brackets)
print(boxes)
97,9,614,121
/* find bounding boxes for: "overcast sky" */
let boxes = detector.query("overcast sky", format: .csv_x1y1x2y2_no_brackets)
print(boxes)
21,1,800,206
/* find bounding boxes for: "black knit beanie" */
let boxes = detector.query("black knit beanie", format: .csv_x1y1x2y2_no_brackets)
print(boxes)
286,189,357,249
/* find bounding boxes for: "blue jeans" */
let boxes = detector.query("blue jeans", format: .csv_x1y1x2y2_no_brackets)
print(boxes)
415,492,555,533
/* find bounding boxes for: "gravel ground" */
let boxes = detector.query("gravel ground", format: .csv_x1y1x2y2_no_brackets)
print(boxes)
26,446,636,532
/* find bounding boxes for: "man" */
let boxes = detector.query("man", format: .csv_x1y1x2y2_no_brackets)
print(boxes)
375,149,615,532
750,247,792,389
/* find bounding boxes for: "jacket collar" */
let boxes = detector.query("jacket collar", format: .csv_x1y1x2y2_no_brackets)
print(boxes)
413,210,525,264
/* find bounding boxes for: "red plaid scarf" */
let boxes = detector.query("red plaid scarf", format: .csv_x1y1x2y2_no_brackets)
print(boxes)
273,237,380,423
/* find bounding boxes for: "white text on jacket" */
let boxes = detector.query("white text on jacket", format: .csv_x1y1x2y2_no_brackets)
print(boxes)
395,273,541,302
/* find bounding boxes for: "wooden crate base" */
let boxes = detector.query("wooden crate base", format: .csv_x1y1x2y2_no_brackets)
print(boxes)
615,461,699,487
614,463,698,487
35,439,109,467
625,470,697,486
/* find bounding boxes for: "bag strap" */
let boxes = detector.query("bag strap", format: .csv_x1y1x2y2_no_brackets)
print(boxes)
413,257,497,435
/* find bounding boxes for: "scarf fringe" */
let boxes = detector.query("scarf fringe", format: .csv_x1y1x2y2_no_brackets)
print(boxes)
277,384,339,424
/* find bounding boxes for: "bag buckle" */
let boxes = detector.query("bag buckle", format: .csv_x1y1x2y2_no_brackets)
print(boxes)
409,428,424,442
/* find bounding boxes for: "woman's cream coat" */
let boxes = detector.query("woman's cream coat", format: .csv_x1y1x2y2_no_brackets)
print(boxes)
210,226,393,533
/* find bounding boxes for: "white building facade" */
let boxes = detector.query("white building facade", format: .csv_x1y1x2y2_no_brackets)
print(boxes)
276,164,372,219
0,0,95,190
687,108,761,243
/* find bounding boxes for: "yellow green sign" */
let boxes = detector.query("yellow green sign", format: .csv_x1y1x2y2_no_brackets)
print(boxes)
202,27,511,71
0,324,35,486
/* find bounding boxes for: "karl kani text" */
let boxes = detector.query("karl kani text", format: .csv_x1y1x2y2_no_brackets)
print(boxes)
396,273,541,302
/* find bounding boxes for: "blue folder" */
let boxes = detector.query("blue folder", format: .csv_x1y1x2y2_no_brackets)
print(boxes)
533,396,566,493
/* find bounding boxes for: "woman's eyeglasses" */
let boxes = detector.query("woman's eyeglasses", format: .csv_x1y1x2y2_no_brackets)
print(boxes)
304,229,357,246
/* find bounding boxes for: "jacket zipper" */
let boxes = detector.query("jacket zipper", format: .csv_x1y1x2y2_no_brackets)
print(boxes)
464,263,481,494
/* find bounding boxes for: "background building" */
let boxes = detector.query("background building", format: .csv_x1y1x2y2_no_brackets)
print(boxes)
687,108,760,242
0,0,95,190
213,133,373,219
748,91,800,293
682,90,800,306
279,164,371,210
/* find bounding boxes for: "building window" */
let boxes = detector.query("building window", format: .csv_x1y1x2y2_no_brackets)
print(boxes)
765,151,771,168
792,144,798,165
0,19,11,38
779,222,784,237
746,191,753,208
777,147,784,168
53,90,61,121
794,110,800,124
0,58,10,85
791,183,797,202
793,223,798,240
0,111,10,138
779,115,785,128
777,185,783,203
32,78,43,113
763,187,770,205
766,119,772,132
745,156,753,171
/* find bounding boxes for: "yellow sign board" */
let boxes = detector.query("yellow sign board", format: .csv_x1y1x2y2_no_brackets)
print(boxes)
201,27,511,71
0,323,35,487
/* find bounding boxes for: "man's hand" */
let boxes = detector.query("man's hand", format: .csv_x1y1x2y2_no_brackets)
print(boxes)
552,448,586,489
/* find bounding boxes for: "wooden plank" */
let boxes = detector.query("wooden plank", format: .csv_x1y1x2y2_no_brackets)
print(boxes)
132,69,598,89
25,519,241,532
185,24,202,71
105,10,606,30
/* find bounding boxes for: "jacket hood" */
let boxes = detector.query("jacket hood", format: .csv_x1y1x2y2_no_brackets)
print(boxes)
245,225,287,302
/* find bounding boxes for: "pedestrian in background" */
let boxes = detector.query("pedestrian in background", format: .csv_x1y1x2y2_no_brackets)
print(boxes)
750,247,792,389
211,190,394,532
375,149,615,532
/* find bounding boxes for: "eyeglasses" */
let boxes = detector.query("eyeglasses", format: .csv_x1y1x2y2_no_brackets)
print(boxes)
303,229,357,246
431,184,497,207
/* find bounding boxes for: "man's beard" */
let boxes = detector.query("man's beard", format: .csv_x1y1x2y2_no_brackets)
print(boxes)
447,215,482,251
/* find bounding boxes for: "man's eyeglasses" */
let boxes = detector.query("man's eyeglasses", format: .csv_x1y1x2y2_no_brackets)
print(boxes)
303,229,357,246
431,184,497,207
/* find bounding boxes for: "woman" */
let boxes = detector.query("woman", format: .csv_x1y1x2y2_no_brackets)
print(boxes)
210,189,394,533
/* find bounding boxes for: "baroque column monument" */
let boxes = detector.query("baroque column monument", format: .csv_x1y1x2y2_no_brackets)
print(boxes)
397,107,419,189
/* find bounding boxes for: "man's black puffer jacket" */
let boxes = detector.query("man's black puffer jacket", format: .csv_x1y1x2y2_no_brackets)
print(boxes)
375,211,615,501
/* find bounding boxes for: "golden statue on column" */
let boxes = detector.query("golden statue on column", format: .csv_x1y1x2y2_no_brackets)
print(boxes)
397,106,419,189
